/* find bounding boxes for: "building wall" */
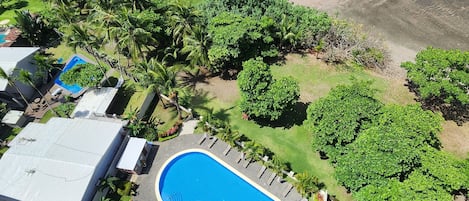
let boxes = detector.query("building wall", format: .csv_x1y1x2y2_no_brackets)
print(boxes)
5,53,38,100
82,129,124,201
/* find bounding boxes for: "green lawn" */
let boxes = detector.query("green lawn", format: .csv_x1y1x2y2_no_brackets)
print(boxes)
0,125,22,158
191,54,416,201
0,0,46,23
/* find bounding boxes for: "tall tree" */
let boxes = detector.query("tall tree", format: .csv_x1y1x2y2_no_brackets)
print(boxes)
14,10,59,47
64,23,110,84
181,25,211,68
401,47,469,124
305,79,382,160
0,68,30,109
167,0,200,46
16,69,57,115
238,58,299,121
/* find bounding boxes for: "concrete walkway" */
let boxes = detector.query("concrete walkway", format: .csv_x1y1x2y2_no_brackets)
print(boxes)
179,119,199,135
133,134,304,201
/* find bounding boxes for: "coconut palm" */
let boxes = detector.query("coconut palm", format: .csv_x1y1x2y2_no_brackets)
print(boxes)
181,25,210,69
242,141,265,163
294,172,320,198
111,8,155,62
98,176,119,192
133,58,186,118
269,155,287,181
167,1,200,46
65,23,110,85
33,52,58,83
0,68,30,109
16,69,58,116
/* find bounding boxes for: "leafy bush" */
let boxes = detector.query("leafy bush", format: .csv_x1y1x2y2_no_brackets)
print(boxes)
238,58,299,121
60,63,104,87
55,103,75,118
321,19,389,69
401,47,469,124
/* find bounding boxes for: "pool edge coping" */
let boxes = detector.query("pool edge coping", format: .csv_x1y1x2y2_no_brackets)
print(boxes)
154,148,281,201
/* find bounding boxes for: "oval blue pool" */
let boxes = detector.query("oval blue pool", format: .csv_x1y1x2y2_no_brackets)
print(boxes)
157,150,276,201
55,55,86,94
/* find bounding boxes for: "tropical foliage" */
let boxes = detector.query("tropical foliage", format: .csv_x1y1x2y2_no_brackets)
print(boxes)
306,81,469,199
238,58,299,120
60,63,104,87
305,79,382,160
401,47,469,124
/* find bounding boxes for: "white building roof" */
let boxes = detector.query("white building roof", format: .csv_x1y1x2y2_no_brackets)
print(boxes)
1,110,24,125
71,87,118,118
116,137,147,171
0,47,40,90
0,117,123,201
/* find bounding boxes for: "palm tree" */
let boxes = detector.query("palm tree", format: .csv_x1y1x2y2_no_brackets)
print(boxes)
167,1,200,46
242,141,265,163
294,172,320,198
65,23,110,85
276,14,298,51
181,25,210,69
111,8,155,62
0,68,30,109
16,69,58,116
33,52,58,83
98,176,119,193
133,58,184,118
269,155,287,182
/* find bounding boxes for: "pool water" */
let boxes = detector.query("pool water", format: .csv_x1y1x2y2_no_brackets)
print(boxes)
55,55,85,94
0,34,6,44
158,151,274,201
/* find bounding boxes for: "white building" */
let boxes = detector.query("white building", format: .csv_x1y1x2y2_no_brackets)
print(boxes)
0,47,40,109
117,137,151,174
0,117,125,201
71,87,118,119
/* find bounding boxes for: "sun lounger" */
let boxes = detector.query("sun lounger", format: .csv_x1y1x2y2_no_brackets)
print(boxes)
198,133,207,145
282,183,293,197
243,159,250,168
257,165,267,178
237,153,244,163
267,172,276,185
208,137,217,148
223,144,231,156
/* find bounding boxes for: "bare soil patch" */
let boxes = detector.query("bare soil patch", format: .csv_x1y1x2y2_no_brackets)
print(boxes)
194,76,239,104
440,121,469,158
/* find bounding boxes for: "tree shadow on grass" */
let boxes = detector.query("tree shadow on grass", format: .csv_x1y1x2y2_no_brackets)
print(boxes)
190,90,215,115
253,102,309,129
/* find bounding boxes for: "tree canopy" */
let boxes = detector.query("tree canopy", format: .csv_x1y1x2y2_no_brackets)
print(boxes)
238,58,299,121
401,47,469,124
305,80,382,160
60,63,104,87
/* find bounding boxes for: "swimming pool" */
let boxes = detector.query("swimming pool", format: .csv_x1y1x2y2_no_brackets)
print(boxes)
156,149,279,201
55,55,85,94
0,33,6,44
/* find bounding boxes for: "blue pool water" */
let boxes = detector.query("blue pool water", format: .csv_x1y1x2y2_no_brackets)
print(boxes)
159,152,274,201
0,34,6,44
55,55,85,94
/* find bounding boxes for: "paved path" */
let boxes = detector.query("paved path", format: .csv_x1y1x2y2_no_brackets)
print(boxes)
133,134,304,201
179,120,199,135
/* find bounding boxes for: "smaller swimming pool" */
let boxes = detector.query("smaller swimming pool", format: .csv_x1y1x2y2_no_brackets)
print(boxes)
0,33,6,44
55,55,86,94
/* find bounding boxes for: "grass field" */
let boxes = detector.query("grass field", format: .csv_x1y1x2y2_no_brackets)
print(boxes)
0,0,46,23
191,54,419,201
